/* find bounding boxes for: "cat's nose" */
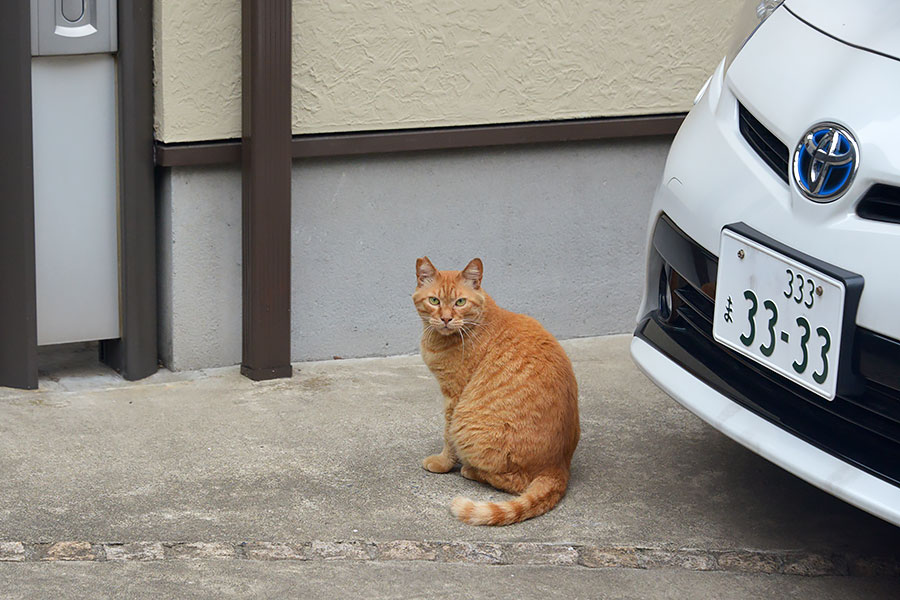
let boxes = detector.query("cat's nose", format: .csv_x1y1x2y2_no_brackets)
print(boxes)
441,317,452,325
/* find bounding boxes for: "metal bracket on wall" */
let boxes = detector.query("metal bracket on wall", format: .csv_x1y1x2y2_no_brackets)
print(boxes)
31,0,117,56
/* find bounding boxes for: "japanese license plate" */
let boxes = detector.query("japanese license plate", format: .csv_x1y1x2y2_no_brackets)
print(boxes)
712,228,846,400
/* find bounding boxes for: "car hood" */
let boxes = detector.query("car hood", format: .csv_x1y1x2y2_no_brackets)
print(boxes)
785,0,900,60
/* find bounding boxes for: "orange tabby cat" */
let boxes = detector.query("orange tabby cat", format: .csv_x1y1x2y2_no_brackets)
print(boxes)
413,256,580,525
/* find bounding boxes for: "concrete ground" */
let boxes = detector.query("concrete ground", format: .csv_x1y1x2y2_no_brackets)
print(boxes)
1,335,898,598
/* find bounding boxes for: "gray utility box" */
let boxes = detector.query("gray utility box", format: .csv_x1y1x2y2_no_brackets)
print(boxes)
30,0,120,346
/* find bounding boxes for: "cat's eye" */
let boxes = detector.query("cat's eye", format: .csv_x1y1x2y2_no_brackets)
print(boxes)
428,297,440,306
455,298,467,307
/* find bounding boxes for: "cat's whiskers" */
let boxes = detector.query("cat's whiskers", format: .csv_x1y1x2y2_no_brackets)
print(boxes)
459,323,486,350
459,318,490,345
421,323,439,344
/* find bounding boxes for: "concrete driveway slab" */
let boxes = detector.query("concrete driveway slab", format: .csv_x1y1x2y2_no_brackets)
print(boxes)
0,335,897,596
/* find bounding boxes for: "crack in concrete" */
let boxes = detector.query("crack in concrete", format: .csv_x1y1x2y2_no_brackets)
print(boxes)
1,540,897,577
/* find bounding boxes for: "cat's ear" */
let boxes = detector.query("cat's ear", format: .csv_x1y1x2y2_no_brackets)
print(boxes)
461,258,483,290
416,256,437,287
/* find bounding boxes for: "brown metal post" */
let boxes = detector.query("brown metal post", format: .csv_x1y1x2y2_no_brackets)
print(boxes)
100,0,158,380
240,0,293,380
0,2,39,389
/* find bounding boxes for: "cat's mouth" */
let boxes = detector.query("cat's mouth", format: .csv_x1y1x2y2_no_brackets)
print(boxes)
430,320,459,335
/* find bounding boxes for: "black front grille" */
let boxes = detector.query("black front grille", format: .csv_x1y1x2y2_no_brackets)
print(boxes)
643,214,900,486
738,103,789,183
857,184,900,225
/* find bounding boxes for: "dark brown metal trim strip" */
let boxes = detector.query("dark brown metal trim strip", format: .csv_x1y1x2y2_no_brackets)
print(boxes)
100,0,158,380
155,113,685,167
155,139,242,167
0,2,39,389
240,0,293,381
293,113,685,158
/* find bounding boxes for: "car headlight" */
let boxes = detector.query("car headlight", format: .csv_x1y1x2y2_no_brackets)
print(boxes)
724,0,785,71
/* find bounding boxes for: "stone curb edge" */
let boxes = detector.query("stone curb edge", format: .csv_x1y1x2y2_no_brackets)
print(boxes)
0,541,896,577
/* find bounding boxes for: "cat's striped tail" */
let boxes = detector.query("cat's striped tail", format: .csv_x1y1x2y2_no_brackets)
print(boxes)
449,471,567,526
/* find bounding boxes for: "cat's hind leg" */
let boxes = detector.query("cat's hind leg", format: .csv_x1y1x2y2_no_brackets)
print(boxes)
423,444,457,473
460,464,487,483
470,469,530,495
460,463,530,495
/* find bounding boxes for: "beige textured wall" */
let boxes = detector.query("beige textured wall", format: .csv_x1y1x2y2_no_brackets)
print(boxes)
153,0,741,143
153,0,241,143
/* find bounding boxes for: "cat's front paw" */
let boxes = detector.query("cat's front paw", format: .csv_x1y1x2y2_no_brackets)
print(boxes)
423,454,454,473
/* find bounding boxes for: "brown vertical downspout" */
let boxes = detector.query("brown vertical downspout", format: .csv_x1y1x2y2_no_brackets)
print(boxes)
0,3,39,389
100,0,158,380
240,0,293,380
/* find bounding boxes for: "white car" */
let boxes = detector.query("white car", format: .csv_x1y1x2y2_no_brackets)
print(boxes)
631,0,900,526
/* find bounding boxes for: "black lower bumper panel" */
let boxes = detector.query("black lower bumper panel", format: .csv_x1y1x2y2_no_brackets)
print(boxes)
639,214,900,488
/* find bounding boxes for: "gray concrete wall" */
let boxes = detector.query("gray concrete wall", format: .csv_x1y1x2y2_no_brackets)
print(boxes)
157,137,670,371
157,165,242,370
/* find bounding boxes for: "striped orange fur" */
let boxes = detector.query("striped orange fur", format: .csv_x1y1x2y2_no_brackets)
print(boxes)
413,257,580,526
